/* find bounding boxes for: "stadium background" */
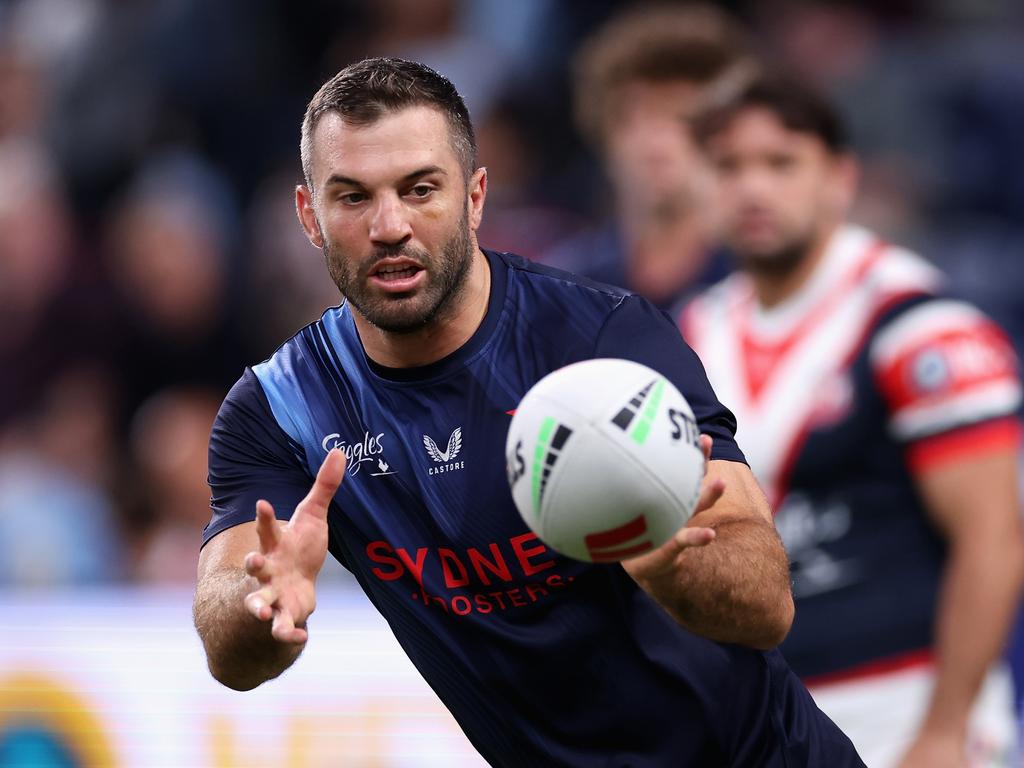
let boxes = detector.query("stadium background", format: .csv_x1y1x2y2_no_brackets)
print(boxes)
0,0,1022,765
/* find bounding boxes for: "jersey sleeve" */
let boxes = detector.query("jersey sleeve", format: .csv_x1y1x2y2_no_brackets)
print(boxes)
203,368,314,548
869,298,1023,472
594,294,746,463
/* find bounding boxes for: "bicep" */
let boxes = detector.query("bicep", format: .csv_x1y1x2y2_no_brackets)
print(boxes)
914,448,1022,541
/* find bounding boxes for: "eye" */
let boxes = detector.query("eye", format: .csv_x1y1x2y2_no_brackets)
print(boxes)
768,154,796,172
714,156,739,174
339,191,367,205
409,184,434,198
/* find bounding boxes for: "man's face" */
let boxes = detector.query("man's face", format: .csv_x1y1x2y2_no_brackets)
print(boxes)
603,80,707,215
298,106,483,333
705,107,852,274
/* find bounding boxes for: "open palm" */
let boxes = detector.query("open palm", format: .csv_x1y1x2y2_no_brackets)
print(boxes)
243,449,346,644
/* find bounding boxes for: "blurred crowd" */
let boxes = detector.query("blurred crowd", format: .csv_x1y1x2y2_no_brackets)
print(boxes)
1,0,1022,587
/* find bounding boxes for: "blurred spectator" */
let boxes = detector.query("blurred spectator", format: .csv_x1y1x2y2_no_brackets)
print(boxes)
241,164,343,357
540,3,753,312
0,138,113,428
348,0,511,120
127,387,220,584
0,365,124,585
474,86,587,260
101,150,245,423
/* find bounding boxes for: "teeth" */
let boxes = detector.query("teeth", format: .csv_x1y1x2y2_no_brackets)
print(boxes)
378,264,418,274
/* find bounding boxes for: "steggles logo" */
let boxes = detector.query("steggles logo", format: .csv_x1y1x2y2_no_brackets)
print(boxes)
322,431,396,477
424,427,465,476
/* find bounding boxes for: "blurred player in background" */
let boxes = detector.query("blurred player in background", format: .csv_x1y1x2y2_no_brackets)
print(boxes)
682,71,1024,767
541,3,751,313
194,57,864,766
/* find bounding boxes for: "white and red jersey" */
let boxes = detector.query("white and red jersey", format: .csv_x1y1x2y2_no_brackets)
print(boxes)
682,224,1022,679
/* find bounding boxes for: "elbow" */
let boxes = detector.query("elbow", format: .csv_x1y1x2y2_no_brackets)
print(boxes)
207,656,271,691
750,590,794,650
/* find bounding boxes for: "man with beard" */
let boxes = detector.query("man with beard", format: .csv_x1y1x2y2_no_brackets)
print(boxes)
682,72,1024,767
193,58,863,766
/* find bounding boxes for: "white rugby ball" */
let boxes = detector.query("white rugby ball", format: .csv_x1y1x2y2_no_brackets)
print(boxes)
505,358,705,563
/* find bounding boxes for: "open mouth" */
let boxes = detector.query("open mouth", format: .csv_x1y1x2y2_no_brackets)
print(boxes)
375,263,422,282
369,259,426,291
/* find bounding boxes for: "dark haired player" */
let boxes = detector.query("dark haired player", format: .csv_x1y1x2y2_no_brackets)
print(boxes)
683,72,1024,767
194,57,863,767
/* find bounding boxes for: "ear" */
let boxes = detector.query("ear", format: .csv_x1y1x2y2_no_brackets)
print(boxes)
295,185,324,248
466,167,487,232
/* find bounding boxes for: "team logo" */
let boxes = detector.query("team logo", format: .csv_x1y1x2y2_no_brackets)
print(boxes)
424,427,465,475
909,348,951,394
321,431,396,476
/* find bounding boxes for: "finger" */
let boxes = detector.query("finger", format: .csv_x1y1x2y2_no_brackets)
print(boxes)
255,500,281,553
245,585,278,622
673,525,716,549
699,434,713,473
244,550,271,581
694,477,726,514
297,448,346,518
271,607,308,645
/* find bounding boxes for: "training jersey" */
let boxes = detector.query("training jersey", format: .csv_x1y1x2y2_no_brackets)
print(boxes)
682,224,1023,680
205,249,862,767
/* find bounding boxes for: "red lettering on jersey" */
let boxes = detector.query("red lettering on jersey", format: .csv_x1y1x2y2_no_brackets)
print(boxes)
396,547,429,590
367,541,404,580
451,595,473,616
510,532,556,576
474,594,494,613
525,582,549,601
467,543,513,585
439,548,470,588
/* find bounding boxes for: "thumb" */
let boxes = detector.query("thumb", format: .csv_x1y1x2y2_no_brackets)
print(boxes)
302,448,347,513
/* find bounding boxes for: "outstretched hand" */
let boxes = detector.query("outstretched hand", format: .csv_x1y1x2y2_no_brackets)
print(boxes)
623,434,724,579
243,448,346,645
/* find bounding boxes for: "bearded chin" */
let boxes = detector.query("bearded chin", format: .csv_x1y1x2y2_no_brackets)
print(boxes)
740,236,812,279
323,210,475,334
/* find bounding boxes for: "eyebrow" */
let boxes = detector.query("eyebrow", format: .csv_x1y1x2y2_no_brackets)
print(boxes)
323,165,449,189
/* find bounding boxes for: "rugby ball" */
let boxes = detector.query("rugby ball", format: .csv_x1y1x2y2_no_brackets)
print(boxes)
505,358,705,563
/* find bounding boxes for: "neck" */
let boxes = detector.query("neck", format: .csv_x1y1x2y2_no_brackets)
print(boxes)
750,225,837,310
353,246,491,368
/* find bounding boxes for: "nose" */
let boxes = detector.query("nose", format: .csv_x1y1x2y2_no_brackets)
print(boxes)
368,193,412,247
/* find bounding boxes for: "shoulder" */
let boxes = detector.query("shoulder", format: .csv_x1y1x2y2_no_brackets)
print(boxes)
533,224,623,281
679,272,751,343
494,249,633,332
862,234,944,303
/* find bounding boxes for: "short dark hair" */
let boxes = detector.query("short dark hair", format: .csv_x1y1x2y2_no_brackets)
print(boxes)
573,4,751,147
300,57,476,189
692,71,849,153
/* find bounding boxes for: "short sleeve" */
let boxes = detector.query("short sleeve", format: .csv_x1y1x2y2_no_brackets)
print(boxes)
869,298,1023,471
203,368,314,547
594,294,746,464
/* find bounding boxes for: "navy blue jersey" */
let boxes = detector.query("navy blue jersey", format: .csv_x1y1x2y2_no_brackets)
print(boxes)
206,249,862,767
684,225,1023,680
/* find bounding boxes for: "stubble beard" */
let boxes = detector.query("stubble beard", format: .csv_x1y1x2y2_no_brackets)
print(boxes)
323,209,474,334
739,238,812,279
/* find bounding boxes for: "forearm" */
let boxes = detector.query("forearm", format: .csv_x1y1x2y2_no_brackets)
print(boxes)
922,533,1024,735
638,516,794,648
193,566,305,690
